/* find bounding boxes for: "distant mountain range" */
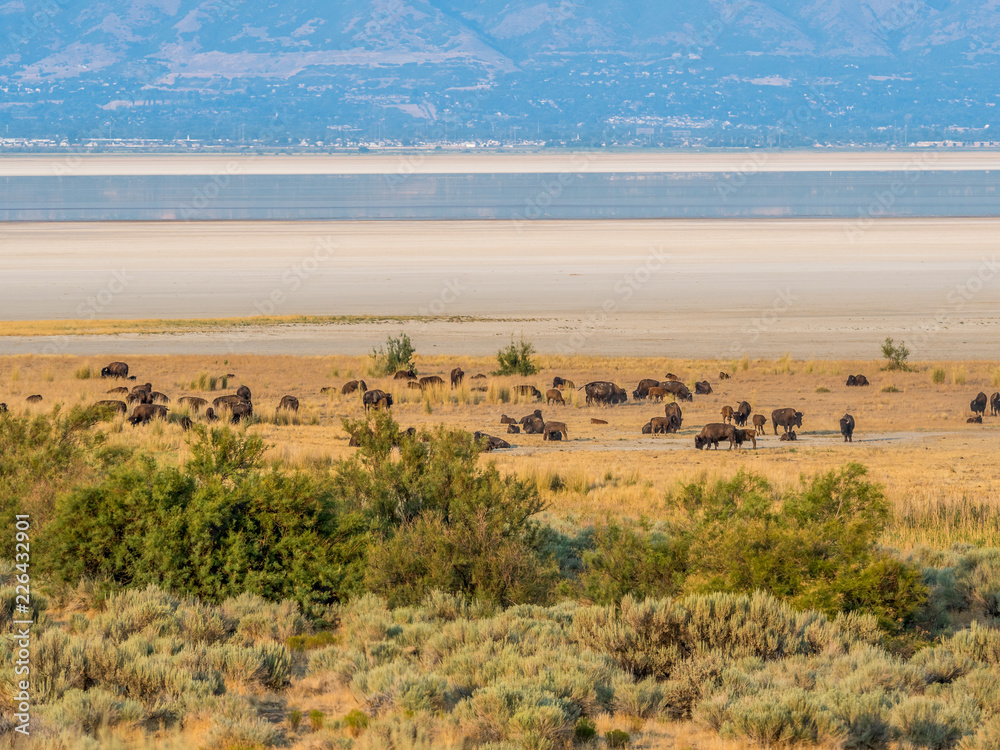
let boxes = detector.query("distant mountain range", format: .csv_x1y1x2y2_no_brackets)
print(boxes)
1,0,997,147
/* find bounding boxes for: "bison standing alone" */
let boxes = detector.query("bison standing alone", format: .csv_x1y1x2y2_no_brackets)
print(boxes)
840,414,855,442
101,362,130,379
771,408,803,435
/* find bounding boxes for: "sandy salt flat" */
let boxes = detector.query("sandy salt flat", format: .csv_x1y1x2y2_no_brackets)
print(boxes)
1,218,999,359
2,150,999,176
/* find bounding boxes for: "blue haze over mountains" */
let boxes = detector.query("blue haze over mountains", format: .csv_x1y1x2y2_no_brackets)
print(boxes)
1,0,998,147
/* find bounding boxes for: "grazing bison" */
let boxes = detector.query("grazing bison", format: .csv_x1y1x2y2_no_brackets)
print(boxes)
546,389,565,405
734,401,752,427
407,381,422,390
178,396,208,412
659,380,692,402
721,405,735,424
581,381,628,406
100,362,129,379
341,380,367,395
521,416,545,435
846,374,869,387
971,392,988,416
752,414,767,432
205,408,218,422
473,432,511,451
132,382,153,392
663,373,679,381
129,404,168,425
633,379,661,400
719,371,730,380
149,391,170,404
320,386,335,394
646,386,669,402
641,421,652,434
856,375,870,386
229,402,253,423
507,424,521,434
780,430,797,441
213,394,246,410
450,367,465,388
107,386,129,395
278,395,299,412
664,402,683,432
26,395,43,403
695,381,713,395
236,385,252,401
694,423,737,450
92,400,127,415
591,418,608,425
363,390,393,412
420,375,445,389
771,408,803,435
542,421,568,441
840,414,855,442
846,375,858,386
127,389,153,405
500,415,516,425
515,385,542,401
519,410,543,424
553,376,575,389
647,417,674,434
0,403,6,413
393,369,417,380
471,373,488,380
992,392,1000,417
735,429,757,449
968,415,983,423
179,416,193,431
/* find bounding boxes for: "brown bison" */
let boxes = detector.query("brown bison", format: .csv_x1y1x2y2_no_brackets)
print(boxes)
771,408,803,435
450,367,464,388
846,374,870,387
633,378,661,400
581,381,627,406
471,373,488,380
971,392,988,416
129,404,168,425
420,375,445,389
519,410,543,424
840,414,855,442
107,386,129,395
542,421,568,441
179,416,193,431
646,386,669,402
659,380,692,402
213,394,246,410
363,390,393,412
101,362,129,379
127,389,153,405
149,391,170,404
278,395,299,412
25,395,43,403
500,415,516,425
553,376,575,389
719,371,730,380
735,428,757,449
178,396,209,412
779,430,797,441
752,414,767,432
694,423,737,450
663,373,679,381
967,415,983,423
734,401,752,427
342,380,367,395
664,402,683,432
515,385,543,400
229,402,254,423
393,369,417,380
992,392,1000,417
0,403,6,413
591,418,608,425
93,400,127,415
641,422,652,434
646,417,674,435
205,408,218,422
521,416,545,435
407,381,422,390
320,386,335,394
236,385,252,401
473,432,511,451
721,405,735,424
546,389,565,405
695,381,713,395
507,424,521,434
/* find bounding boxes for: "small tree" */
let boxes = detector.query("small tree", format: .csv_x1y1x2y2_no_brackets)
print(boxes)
370,332,416,377
493,338,538,376
881,337,911,371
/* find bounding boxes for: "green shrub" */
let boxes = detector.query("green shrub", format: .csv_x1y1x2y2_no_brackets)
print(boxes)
952,367,968,386
882,337,912,371
579,519,683,604
723,690,821,747
891,697,966,750
882,385,901,393
493,338,538,376
344,709,370,737
932,368,947,385
370,332,416,377
74,366,94,380
309,708,325,731
574,717,597,741
288,709,302,731
605,729,631,748
816,386,831,393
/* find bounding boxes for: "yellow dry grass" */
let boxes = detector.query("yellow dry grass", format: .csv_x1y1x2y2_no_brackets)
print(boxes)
3,352,999,550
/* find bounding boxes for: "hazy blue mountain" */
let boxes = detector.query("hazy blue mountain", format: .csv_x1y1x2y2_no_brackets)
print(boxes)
1,0,997,146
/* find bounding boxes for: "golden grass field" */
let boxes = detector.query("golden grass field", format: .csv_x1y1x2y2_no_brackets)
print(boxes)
3,352,998,552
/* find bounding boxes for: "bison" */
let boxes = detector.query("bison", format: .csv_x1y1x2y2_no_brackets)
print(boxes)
500,415,516,425
179,416,193,431
471,373,488,380
149,391,170,404
840,413,855,442
107,386,129,395
641,421,652,434
553,376,575,389
393,369,417,380
846,375,858,387
213,394,246,410
473,432,510,451
719,371,730,380
342,380,367,395
992,392,1000,417
420,375,445,389
205,408,218,422
129,404,168,425
663,373,679,381
735,429,757,449
659,380,692,402
363,390,393,412
521,416,545,435
507,424,521,434
633,378,661,400
734,401,752,427
694,423,737,450
26,395,43,403
278,395,299,412
236,385,252,401
971,392,988,416
721,405,735,424
515,385,542,401
695,380,713,395
519,410,543,425
127,389,153,405
92,400,127,415
581,381,628,406
752,414,767,432
846,375,869,387
546,389,565,405
780,430,797,441
0,403,6,413
450,367,465,388
646,417,674,434
646,386,670,402
968,415,983,423
664,403,683,432
100,362,129,379
542,421,568,441
771,408,803,435
407,381,422,390
178,396,209,412
229,402,253,423
591,418,608,425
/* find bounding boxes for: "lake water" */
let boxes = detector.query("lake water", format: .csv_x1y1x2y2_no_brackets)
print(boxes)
1,170,997,221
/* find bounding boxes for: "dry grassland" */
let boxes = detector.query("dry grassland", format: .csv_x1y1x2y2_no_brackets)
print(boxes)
2,352,999,551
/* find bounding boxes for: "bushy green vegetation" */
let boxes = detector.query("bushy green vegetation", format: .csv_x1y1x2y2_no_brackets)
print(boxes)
493,337,538,376
882,336,912,371
369,331,417,377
